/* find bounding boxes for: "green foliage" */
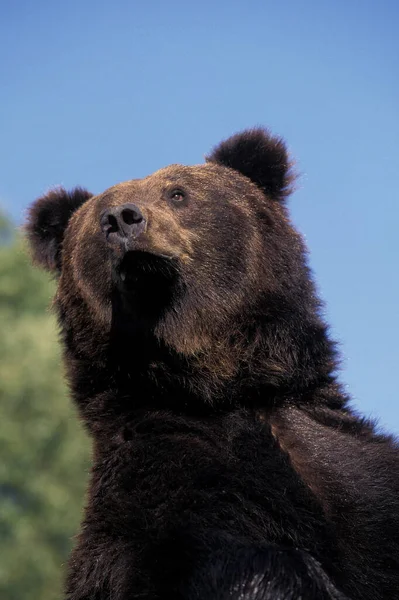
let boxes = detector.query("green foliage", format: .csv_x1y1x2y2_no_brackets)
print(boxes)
0,218,90,600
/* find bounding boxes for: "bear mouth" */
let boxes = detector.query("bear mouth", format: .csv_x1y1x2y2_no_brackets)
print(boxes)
114,250,178,292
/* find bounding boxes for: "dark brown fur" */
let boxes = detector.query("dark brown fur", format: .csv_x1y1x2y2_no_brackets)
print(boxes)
26,129,399,599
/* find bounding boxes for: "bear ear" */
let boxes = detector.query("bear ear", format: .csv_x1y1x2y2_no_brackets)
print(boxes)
206,128,296,202
26,187,93,272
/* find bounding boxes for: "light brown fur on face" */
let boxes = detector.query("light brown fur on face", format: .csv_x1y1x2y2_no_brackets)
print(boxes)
57,163,269,334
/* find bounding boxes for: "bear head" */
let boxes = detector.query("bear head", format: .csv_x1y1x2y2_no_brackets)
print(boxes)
26,129,337,411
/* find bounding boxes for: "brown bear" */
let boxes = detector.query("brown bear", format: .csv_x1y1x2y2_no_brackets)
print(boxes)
26,129,399,599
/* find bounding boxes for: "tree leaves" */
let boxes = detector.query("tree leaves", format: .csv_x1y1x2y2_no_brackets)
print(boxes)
0,217,89,600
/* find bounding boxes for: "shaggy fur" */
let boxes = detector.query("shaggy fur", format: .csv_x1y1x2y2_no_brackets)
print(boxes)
206,128,295,202
26,128,399,599
27,187,93,271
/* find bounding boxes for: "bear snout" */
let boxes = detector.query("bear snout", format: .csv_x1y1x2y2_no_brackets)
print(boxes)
100,203,146,247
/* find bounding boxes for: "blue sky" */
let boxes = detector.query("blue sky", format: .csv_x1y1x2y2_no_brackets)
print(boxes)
1,0,398,432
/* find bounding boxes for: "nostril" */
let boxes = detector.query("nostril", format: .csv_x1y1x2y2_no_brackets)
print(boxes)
121,207,143,225
107,214,119,233
100,210,120,235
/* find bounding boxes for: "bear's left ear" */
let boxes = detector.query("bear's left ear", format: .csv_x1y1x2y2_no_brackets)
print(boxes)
206,128,295,202
26,187,93,273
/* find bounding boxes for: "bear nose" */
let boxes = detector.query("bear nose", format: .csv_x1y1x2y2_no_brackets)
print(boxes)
100,203,146,242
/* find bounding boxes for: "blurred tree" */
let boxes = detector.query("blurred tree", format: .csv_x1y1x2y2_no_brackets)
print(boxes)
0,216,90,600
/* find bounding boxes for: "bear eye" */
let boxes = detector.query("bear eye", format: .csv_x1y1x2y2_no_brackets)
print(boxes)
169,189,186,204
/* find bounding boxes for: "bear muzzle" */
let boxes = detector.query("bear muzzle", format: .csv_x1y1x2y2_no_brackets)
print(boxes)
100,203,147,249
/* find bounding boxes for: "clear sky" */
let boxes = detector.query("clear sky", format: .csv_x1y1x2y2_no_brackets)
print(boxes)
1,0,398,432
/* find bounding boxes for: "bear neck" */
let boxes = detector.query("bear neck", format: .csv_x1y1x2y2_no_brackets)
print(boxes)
61,300,345,431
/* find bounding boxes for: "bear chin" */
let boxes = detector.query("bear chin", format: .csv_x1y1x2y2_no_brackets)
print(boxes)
112,250,180,319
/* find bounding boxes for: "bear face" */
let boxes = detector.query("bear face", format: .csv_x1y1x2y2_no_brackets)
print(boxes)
60,165,267,330
26,129,336,410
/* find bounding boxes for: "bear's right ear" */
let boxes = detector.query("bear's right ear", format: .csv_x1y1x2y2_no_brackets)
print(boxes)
26,187,93,272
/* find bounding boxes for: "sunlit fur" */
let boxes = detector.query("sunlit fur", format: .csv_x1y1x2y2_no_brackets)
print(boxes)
26,128,399,599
